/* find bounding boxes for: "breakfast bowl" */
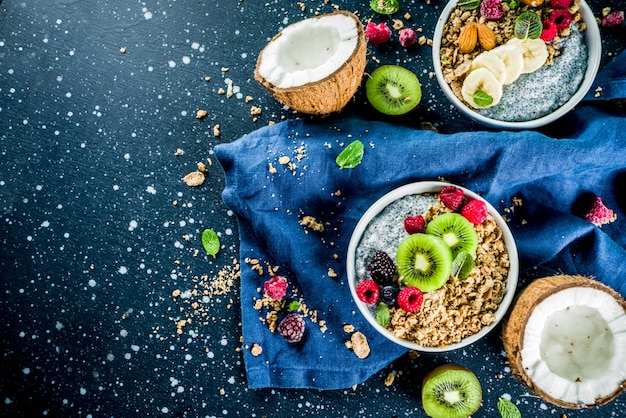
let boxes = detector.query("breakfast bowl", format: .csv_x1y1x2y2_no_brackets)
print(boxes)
347,181,519,352
432,0,601,130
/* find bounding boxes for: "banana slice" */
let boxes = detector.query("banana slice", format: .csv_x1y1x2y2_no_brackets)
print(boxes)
469,51,507,84
461,67,503,109
490,44,524,85
507,37,549,74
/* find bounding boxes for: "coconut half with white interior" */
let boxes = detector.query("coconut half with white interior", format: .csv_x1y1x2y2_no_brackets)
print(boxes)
502,275,626,409
254,10,367,115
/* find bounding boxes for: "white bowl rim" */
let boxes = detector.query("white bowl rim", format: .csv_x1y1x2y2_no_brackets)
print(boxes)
431,0,602,130
347,181,520,352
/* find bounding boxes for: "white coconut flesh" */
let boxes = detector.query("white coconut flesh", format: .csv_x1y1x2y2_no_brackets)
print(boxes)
520,286,626,406
256,13,359,89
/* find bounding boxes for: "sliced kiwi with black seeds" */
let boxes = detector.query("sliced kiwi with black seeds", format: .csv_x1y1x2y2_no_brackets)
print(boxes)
425,213,478,257
422,364,482,418
396,233,452,293
366,65,422,116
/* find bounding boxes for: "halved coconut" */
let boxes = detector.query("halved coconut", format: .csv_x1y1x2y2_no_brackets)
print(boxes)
254,10,367,115
502,275,626,409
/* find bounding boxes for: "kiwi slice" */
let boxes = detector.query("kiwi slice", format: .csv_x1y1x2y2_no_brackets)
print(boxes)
422,364,482,418
425,213,478,257
366,65,422,116
396,233,452,293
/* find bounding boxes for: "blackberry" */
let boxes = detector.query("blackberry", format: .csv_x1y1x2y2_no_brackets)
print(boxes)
367,250,396,285
277,313,306,343
380,285,400,307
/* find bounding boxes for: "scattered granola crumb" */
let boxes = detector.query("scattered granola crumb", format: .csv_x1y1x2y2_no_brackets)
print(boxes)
196,109,208,119
175,148,184,156
213,124,221,137
204,76,212,82
182,171,205,187
119,47,126,53
221,67,229,72
268,162,277,174
251,106,262,116
384,371,396,386
251,343,263,356
346,331,370,359
278,155,290,165
245,95,253,103
197,162,208,173
300,215,324,232
226,79,233,98
218,87,226,95
327,268,337,278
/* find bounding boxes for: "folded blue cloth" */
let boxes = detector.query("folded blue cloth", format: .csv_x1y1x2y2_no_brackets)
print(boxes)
215,52,626,389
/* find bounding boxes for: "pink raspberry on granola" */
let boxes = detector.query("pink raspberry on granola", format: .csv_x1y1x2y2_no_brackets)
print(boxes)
264,275,287,300
549,0,571,8
398,28,417,48
440,186,465,210
541,20,558,42
550,9,573,31
584,196,617,227
365,22,392,45
461,199,489,225
480,0,504,21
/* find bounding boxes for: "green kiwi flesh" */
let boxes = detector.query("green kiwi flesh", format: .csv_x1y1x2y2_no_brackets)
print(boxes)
422,364,482,418
425,213,478,257
396,233,452,292
366,65,422,116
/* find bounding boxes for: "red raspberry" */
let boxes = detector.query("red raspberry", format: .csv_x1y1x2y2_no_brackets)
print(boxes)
602,11,624,28
550,9,573,31
398,28,417,48
540,20,558,42
440,186,465,210
356,279,380,304
584,196,616,227
461,199,489,225
365,22,391,45
549,0,571,8
277,313,306,343
397,286,424,313
264,275,287,300
404,214,425,234
480,0,504,21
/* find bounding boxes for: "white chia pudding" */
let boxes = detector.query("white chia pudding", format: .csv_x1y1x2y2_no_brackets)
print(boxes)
478,26,588,122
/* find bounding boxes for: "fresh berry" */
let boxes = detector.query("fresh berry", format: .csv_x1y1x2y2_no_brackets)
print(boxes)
480,0,504,21
540,20,558,42
404,214,425,234
398,28,417,48
367,251,396,285
356,279,381,304
264,275,287,300
277,313,306,343
461,199,489,225
550,9,573,31
584,196,616,227
549,0,571,8
440,186,465,210
397,286,424,313
365,22,392,45
602,11,624,28
380,285,400,307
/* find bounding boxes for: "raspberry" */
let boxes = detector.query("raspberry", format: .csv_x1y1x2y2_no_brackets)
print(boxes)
549,0,571,8
461,199,489,225
398,28,417,48
404,214,425,234
602,11,624,28
367,251,396,285
397,286,424,313
263,275,287,300
540,20,558,42
440,186,465,210
277,313,306,343
480,0,504,21
365,22,391,45
584,196,617,227
380,285,400,307
550,9,573,31
356,279,380,304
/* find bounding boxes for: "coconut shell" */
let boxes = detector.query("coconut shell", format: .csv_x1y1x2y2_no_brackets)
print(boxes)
254,10,367,115
501,275,626,409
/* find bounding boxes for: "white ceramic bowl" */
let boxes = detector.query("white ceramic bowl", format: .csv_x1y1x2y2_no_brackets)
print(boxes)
347,181,519,352
432,0,601,130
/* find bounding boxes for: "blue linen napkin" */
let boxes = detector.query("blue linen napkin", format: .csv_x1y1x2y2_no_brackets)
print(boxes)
214,52,626,389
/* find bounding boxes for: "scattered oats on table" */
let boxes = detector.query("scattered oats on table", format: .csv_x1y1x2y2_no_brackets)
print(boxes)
182,171,205,187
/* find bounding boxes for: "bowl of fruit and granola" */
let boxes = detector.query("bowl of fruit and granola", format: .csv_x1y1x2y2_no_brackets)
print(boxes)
432,0,601,130
346,181,519,352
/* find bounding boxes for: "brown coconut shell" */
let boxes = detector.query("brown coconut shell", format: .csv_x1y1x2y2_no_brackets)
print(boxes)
501,274,626,409
254,10,367,115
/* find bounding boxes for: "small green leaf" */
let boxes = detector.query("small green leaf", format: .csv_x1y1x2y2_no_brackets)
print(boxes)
514,10,543,40
370,0,400,15
336,140,364,169
506,0,520,8
472,90,494,107
498,397,522,418
376,303,391,327
288,300,300,311
451,251,475,280
457,0,481,10
201,229,220,258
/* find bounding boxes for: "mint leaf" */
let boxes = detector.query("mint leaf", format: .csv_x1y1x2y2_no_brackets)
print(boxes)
472,90,494,107
498,397,522,418
458,0,481,10
336,140,364,169
201,229,220,258
514,11,543,40
376,303,390,327
370,0,400,15
288,300,300,311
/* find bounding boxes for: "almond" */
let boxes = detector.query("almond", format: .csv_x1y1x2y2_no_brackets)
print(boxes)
476,24,497,50
458,22,477,54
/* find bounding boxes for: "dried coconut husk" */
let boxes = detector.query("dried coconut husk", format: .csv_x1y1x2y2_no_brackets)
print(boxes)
254,10,367,115
501,274,626,409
